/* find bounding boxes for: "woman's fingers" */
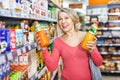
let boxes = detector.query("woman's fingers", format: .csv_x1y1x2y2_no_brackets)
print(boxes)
87,41,97,52
86,37,97,52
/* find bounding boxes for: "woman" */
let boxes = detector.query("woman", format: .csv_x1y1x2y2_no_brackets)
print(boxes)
41,8,103,80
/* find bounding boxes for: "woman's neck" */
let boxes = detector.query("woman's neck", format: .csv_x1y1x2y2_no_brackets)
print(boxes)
63,30,78,38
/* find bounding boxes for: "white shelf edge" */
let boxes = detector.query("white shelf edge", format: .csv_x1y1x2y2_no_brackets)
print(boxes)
108,20,120,23
51,68,58,80
0,43,37,65
0,15,57,22
101,52,120,55
97,44,120,46
51,60,62,80
37,66,47,79
108,13,120,15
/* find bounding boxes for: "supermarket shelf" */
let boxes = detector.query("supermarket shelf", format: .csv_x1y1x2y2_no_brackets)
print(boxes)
0,15,57,22
37,66,47,79
97,44,120,46
101,70,120,73
51,68,58,80
110,70,120,73
0,43,37,65
84,27,120,31
51,60,62,80
108,20,120,23
108,13,120,16
87,4,107,9
32,67,47,79
108,3,120,5
97,27,120,31
97,35,120,38
111,60,120,63
30,71,38,80
87,14,107,16
86,22,107,25
97,28,108,30
100,52,108,55
103,60,120,63
48,0,61,9
108,3,120,9
108,28,120,30
101,52,120,55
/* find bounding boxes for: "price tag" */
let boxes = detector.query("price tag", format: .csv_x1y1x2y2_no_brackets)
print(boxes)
17,49,22,56
22,47,26,53
0,55,6,65
7,52,13,61
108,36,112,38
28,45,31,51
109,44,112,46
97,44,101,46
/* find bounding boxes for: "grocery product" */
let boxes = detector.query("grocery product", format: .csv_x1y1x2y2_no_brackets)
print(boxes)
0,29,10,54
34,21,50,48
81,21,98,51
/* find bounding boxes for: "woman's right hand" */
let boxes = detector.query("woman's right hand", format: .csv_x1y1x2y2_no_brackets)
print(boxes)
36,33,47,50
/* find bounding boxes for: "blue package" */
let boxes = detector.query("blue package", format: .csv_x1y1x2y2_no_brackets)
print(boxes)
2,63,6,80
97,38,105,44
0,29,10,54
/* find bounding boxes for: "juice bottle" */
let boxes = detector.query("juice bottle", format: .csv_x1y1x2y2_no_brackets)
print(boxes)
81,21,98,51
34,21,50,47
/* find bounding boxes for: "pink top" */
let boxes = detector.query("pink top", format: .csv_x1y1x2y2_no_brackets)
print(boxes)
42,37,103,80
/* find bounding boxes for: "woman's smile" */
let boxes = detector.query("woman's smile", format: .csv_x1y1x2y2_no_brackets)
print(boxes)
62,23,68,29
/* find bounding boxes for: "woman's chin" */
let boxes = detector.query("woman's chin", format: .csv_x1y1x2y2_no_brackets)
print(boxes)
62,29,69,32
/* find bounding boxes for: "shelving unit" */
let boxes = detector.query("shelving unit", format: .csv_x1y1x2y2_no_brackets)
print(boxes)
99,3,120,74
85,4,108,28
0,0,63,80
0,43,37,65
86,4,120,74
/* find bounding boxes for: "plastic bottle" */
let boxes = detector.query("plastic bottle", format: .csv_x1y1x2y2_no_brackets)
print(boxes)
34,21,50,48
81,21,98,51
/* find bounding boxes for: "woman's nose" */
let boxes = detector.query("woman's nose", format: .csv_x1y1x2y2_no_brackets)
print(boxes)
61,19,65,23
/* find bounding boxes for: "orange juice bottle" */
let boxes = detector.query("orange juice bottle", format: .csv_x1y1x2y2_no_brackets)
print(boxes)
34,21,50,47
81,21,98,51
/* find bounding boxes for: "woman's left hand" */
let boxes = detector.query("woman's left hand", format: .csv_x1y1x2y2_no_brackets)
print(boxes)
86,37,97,53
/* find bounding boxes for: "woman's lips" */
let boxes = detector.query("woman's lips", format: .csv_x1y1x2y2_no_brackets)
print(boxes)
62,23,68,29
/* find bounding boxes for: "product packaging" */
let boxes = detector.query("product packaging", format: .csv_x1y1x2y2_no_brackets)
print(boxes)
34,21,50,48
81,21,98,51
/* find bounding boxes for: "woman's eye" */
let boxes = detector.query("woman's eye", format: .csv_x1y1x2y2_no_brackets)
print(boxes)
65,17,69,20
58,18,62,20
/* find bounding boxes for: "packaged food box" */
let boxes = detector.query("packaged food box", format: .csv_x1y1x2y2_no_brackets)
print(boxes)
10,29,16,51
0,29,10,54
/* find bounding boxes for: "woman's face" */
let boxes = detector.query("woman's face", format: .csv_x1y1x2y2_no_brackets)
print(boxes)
58,12,74,32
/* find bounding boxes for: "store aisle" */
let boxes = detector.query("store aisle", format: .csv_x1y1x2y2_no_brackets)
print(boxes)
102,75,120,80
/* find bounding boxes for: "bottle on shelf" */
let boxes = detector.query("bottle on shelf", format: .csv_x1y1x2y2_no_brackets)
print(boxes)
34,21,50,48
81,21,98,51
